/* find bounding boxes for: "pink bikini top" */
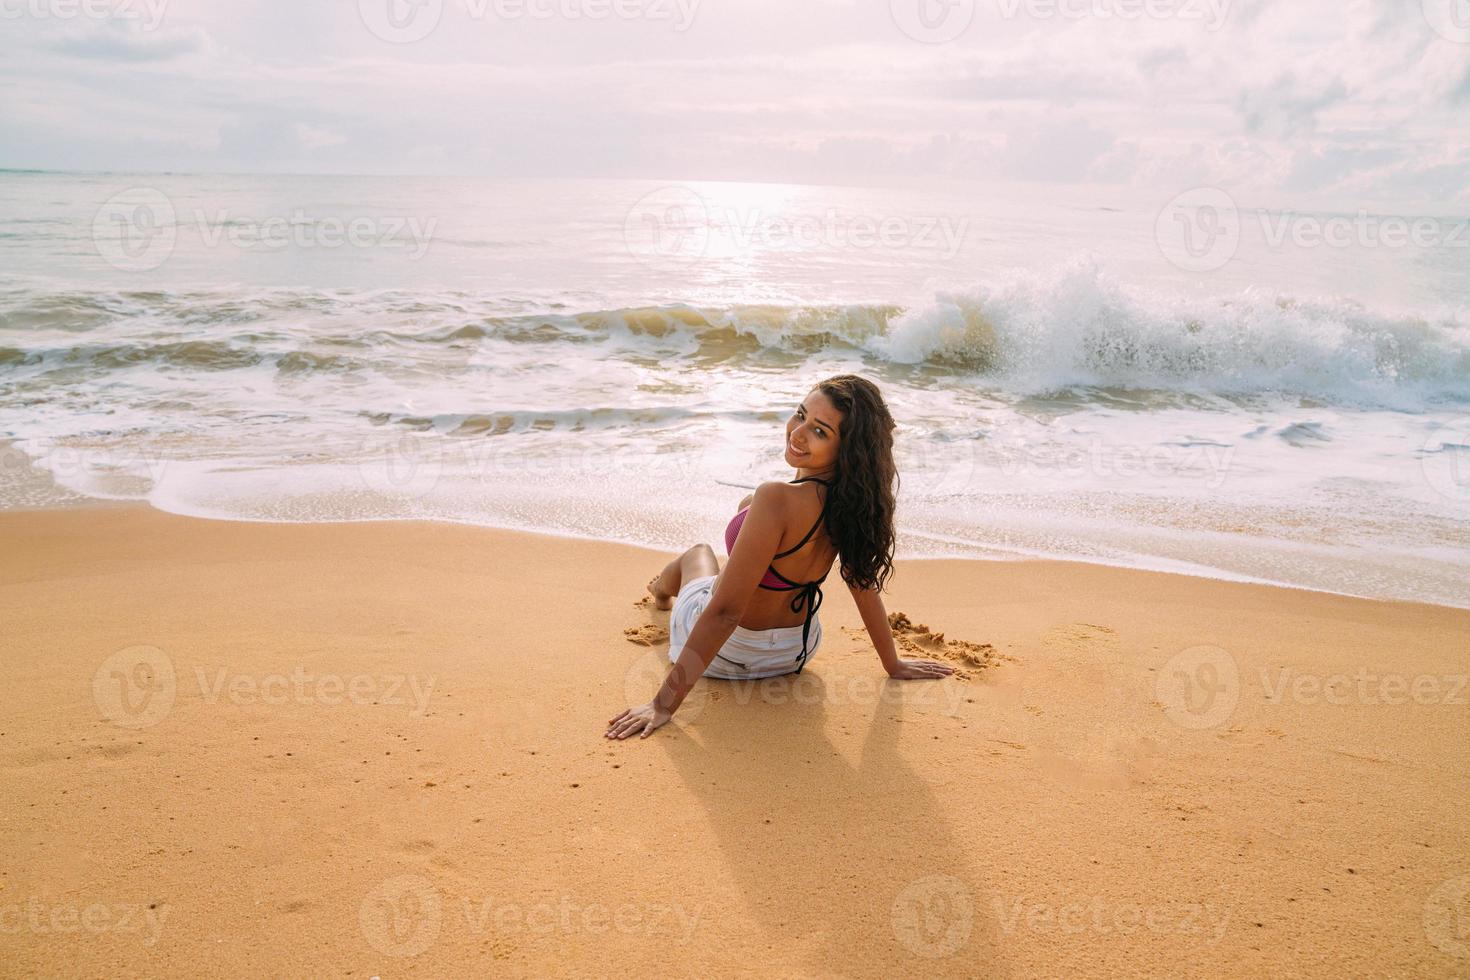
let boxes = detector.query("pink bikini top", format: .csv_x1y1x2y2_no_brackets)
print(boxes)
726,506,795,589
722,475,834,673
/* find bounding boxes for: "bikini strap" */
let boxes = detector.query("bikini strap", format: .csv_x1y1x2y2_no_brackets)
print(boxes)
772,476,834,674
772,477,832,559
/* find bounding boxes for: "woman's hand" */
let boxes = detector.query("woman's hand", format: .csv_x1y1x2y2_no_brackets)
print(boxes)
887,658,956,680
605,702,672,739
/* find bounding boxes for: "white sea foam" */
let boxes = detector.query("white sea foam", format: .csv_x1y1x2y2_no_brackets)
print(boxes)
2,174,1468,607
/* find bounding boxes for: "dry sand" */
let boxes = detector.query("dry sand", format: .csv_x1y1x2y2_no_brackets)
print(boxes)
1,503,1467,977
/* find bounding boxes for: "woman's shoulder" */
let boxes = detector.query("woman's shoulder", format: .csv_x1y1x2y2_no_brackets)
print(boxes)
747,481,821,523
755,480,834,528
754,479,826,502
749,481,793,508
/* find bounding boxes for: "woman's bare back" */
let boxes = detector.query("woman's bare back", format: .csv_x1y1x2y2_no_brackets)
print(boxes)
712,481,837,631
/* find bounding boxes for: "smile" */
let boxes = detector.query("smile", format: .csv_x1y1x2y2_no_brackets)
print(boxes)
788,440,808,457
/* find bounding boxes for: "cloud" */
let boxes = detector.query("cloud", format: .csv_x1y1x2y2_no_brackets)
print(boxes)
0,0,1465,207
999,120,1118,182
1236,72,1350,141
1281,143,1406,193
294,123,347,151
46,23,210,62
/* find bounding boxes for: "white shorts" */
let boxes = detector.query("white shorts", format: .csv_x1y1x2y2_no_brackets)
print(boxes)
668,574,823,680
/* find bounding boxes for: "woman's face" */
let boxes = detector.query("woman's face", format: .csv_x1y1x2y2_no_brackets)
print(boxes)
784,390,842,475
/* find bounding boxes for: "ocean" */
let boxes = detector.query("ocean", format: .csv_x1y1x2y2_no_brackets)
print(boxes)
1,171,1467,607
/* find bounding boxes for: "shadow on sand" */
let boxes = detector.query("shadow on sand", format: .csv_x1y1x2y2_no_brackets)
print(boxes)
657,669,1009,977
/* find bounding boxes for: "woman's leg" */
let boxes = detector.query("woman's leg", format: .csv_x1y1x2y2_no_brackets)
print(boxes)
647,544,719,610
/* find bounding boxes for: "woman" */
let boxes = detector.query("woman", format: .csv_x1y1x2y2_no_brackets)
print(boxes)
606,374,955,740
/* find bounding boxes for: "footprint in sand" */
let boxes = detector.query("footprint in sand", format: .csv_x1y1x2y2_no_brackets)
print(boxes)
623,624,669,646
1043,622,1118,649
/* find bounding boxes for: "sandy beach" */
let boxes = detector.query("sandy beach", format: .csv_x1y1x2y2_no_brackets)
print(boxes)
0,502,1466,977
6,0,1470,975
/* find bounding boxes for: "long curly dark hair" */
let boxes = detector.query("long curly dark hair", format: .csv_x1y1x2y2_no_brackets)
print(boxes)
814,374,898,593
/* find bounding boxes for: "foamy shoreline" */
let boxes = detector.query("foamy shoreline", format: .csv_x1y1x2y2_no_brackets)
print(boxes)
4,428,1468,613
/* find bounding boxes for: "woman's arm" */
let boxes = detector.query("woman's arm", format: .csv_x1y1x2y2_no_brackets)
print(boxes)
849,580,903,674
606,483,789,739
653,606,737,717
848,580,955,680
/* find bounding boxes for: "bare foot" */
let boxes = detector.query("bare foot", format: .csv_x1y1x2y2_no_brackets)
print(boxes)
647,574,674,611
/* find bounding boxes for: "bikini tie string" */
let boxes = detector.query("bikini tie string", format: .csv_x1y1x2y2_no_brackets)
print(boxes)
789,580,824,674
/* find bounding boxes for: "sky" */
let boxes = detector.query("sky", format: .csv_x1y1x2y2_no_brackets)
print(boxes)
1,0,1468,209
